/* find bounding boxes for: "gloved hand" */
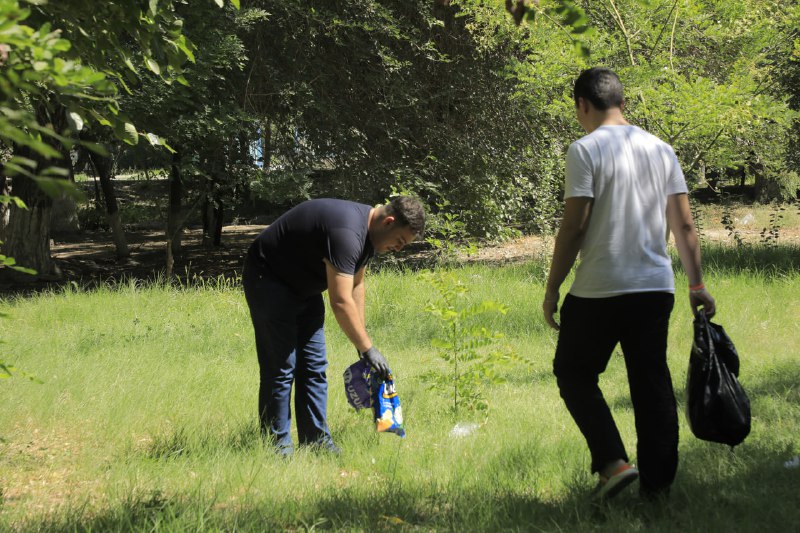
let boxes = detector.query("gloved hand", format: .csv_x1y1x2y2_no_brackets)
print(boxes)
360,346,390,381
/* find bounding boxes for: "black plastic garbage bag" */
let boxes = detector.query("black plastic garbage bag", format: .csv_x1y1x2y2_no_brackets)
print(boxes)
686,312,751,447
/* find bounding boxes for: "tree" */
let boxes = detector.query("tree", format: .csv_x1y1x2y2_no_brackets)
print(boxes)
120,1,257,270
237,0,553,237
0,0,236,281
568,0,797,191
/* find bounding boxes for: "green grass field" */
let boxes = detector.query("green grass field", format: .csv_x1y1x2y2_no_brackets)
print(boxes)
1,246,799,531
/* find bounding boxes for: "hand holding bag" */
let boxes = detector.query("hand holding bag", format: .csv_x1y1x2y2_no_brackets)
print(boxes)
686,311,751,447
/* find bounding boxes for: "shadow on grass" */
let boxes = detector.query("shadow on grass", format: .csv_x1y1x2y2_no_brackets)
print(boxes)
12,366,798,531
607,358,800,414
22,447,799,532
139,422,262,461
744,361,800,406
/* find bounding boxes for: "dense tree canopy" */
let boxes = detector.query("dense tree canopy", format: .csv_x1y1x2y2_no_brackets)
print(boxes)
2,0,799,280
0,0,235,279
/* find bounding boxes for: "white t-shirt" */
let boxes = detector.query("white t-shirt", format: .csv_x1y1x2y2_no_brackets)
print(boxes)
564,125,688,298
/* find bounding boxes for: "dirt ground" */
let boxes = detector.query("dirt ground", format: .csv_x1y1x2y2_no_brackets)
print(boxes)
0,226,546,295
3,215,799,296
52,225,265,282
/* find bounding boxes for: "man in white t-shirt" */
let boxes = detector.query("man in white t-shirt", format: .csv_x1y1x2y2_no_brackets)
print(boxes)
542,67,716,501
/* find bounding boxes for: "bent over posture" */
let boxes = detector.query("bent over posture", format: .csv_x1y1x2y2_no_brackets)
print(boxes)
243,197,425,455
542,68,715,500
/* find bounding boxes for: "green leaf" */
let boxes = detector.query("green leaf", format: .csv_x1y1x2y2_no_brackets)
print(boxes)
123,55,137,73
0,363,14,378
79,141,110,157
145,133,160,147
145,58,161,76
67,111,84,131
573,41,590,58
149,0,158,17
31,177,87,202
40,166,71,178
10,265,37,275
8,156,37,169
88,109,112,127
120,122,139,146
0,195,28,209
174,35,195,63
214,0,224,7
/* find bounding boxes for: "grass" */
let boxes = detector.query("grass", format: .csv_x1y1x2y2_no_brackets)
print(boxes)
691,201,800,246
1,246,799,531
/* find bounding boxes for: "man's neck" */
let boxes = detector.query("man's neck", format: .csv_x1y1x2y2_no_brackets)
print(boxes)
586,108,629,133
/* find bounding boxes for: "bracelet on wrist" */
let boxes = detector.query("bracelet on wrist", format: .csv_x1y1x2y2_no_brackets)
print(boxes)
689,282,705,293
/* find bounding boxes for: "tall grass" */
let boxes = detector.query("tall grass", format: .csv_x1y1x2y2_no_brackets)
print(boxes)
1,248,799,531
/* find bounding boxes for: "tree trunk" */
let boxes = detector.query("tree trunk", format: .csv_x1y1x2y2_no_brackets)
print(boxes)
262,120,271,172
213,199,223,246
165,238,174,279
50,149,80,234
0,174,60,281
202,194,224,248
0,176,9,243
0,97,70,282
202,149,225,248
166,152,184,257
89,149,129,258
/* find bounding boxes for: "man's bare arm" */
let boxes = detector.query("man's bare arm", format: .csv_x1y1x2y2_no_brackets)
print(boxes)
325,259,372,352
666,193,716,316
542,196,593,330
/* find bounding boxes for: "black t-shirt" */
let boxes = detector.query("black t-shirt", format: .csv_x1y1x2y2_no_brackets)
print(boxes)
247,199,374,297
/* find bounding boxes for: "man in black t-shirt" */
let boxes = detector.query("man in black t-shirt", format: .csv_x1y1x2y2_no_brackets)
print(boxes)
243,196,425,455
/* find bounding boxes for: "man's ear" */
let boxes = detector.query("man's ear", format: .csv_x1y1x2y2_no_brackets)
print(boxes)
382,215,396,226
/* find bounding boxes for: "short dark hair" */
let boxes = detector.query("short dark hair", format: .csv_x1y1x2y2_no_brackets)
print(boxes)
386,196,426,238
573,67,624,111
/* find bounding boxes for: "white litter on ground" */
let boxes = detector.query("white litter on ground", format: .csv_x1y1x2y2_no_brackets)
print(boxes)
450,422,480,438
783,456,800,469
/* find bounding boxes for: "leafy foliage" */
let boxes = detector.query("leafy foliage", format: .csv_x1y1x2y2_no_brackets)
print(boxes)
0,194,38,382
0,0,115,169
237,0,552,238
573,0,798,188
0,0,236,278
420,270,525,415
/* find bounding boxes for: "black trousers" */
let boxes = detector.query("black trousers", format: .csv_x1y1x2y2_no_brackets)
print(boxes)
553,292,677,494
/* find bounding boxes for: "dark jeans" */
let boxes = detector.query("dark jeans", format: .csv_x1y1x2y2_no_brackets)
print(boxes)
242,257,332,452
553,292,677,495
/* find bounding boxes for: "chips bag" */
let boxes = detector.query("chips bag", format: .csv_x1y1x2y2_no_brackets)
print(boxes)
372,373,405,438
342,359,373,410
342,359,406,437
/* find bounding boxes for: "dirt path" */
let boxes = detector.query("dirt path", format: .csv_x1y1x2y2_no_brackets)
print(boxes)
52,225,265,281
47,226,551,283
3,221,798,295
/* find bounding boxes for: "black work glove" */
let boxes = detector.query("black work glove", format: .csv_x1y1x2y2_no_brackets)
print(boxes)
360,346,390,381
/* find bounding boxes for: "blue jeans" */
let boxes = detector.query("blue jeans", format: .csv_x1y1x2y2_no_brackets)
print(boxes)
242,258,333,452
553,292,677,496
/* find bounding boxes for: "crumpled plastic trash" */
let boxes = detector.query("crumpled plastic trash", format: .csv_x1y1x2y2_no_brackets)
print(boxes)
449,422,479,438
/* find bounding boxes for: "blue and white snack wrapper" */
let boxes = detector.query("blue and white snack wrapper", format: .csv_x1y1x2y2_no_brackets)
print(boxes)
343,359,406,437
372,373,405,438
